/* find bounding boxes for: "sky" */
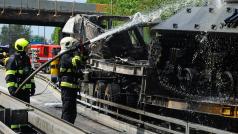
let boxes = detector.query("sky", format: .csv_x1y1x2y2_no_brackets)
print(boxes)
31,0,87,43
31,26,55,42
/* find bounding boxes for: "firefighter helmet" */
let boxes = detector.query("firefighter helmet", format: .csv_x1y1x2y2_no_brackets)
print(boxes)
15,38,29,52
60,37,79,53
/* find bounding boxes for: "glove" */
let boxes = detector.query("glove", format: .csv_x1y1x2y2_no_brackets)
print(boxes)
72,56,81,67
30,88,35,96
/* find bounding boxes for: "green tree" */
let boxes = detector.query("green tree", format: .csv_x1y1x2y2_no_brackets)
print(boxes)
51,27,61,44
87,0,109,4
0,24,31,53
0,25,10,45
87,0,164,15
87,0,205,17
0,24,31,45
113,0,139,16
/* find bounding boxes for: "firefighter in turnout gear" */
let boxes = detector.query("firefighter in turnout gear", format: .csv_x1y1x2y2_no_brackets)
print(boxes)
59,37,83,124
5,38,35,103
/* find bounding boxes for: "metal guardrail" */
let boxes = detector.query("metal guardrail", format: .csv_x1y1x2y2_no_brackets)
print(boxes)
0,121,16,134
79,93,236,134
0,91,89,134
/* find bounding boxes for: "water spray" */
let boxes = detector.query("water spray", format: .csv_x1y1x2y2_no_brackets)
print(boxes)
208,0,224,8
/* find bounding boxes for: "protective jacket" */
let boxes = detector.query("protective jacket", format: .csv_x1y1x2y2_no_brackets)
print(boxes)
5,52,35,103
59,52,83,124
59,52,83,88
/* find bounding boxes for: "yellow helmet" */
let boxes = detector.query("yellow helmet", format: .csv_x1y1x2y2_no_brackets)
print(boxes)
14,38,29,51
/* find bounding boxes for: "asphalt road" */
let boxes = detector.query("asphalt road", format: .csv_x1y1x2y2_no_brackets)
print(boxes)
0,69,121,134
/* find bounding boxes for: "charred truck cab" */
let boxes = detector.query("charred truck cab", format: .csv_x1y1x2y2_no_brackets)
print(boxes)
63,14,151,106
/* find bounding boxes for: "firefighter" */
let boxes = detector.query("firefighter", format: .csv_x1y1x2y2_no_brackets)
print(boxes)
50,48,60,83
5,38,35,103
59,37,83,124
50,58,60,83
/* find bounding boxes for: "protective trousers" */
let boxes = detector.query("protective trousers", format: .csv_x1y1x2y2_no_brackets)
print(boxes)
61,87,77,124
14,90,30,103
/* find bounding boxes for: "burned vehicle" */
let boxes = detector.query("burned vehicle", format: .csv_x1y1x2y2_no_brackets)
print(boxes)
63,14,148,60
63,14,150,106
62,1,238,131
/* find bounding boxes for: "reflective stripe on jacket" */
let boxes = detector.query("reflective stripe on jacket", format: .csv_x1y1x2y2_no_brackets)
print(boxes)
6,82,32,89
60,82,78,88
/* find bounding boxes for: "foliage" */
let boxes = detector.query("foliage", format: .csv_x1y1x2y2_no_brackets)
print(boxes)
87,0,172,16
0,24,31,47
51,27,61,44
113,0,139,16
87,0,109,4
87,0,205,17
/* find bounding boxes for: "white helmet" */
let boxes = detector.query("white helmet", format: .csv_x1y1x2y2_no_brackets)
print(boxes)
60,37,79,53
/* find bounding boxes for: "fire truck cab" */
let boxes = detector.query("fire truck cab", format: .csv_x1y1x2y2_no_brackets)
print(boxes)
30,43,61,73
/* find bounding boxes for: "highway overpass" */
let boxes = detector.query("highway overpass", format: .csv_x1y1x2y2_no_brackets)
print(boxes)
0,0,108,27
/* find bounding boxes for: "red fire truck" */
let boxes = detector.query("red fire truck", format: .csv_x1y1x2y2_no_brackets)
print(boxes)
30,43,61,73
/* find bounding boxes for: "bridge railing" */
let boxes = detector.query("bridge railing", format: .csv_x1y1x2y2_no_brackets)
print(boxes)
0,0,107,14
